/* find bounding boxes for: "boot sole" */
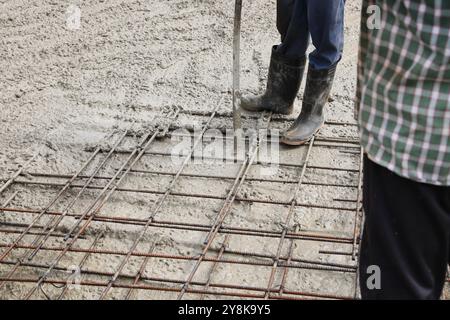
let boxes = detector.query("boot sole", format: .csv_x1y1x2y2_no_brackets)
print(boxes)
280,137,310,146
240,104,294,115
241,108,294,116
280,123,324,146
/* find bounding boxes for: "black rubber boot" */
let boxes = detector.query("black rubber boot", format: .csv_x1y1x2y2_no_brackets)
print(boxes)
241,46,306,115
281,63,337,145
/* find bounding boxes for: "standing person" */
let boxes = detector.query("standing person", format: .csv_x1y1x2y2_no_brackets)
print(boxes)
241,0,346,145
356,0,450,299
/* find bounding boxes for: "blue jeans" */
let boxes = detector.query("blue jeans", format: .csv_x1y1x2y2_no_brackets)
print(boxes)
275,0,345,70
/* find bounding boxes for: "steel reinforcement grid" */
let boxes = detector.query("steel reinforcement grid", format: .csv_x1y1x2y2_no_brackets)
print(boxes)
1,106,448,300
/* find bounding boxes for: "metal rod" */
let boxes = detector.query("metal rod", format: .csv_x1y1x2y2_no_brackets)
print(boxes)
168,128,360,146
97,103,221,299
0,276,353,300
28,132,129,258
8,180,357,212
0,207,354,244
0,191,19,224
0,154,37,195
178,109,358,127
0,144,103,264
177,114,272,299
21,170,359,189
0,131,129,290
0,243,355,273
23,129,160,299
124,243,156,300
0,256,355,289
63,132,156,239
279,225,299,295
56,232,104,300
199,237,230,300
0,106,365,300
264,136,315,299
232,0,243,133
0,228,78,239
94,149,361,173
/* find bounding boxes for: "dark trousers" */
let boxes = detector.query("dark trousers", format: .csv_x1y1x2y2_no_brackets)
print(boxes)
275,0,345,69
359,155,450,299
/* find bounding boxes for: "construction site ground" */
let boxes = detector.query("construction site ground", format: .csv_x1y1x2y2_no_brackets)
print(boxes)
0,0,448,300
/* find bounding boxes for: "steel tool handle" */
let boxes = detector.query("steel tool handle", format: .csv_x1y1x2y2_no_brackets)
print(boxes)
232,0,243,133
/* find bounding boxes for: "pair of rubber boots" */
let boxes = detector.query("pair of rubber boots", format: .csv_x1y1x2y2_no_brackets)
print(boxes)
242,46,337,145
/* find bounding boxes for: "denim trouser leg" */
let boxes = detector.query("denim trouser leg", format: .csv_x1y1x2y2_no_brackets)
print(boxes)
275,0,345,70
276,0,309,59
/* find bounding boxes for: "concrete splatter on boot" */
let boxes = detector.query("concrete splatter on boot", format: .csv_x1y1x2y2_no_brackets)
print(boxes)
281,63,337,145
241,46,306,115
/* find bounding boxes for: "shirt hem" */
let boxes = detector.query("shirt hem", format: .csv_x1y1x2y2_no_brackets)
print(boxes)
363,146,450,187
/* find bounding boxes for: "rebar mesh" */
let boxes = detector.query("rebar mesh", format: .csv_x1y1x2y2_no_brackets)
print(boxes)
1,108,448,300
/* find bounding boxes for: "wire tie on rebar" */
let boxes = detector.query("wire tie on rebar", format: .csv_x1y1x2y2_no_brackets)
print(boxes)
180,283,189,292
20,170,33,180
193,253,204,260
37,274,47,283
273,284,283,291
157,126,170,138
38,282,51,300
63,233,73,241
293,222,302,230
50,282,66,289
276,222,289,232
220,241,229,251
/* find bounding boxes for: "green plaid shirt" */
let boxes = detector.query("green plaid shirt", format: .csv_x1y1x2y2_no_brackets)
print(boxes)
356,0,450,186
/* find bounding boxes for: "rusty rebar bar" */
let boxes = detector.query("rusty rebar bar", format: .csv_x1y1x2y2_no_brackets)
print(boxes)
199,237,230,300
124,243,156,300
56,232,104,300
0,131,129,290
279,225,299,295
264,136,315,299
0,207,354,244
97,104,221,299
0,144,103,264
0,105,367,300
95,149,361,173
177,114,272,300
0,154,37,195
0,191,19,224
28,132,129,258
7,180,357,212
178,109,358,127
0,276,353,300
232,0,243,133
18,170,360,189
0,243,355,273
23,130,160,299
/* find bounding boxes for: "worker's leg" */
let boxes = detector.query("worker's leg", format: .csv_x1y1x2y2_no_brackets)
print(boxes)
275,0,310,59
276,0,294,41
307,0,345,69
281,0,344,145
241,0,308,115
359,155,450,299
